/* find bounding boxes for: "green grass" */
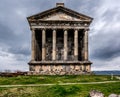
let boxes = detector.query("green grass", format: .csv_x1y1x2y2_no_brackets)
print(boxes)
0,75,119,97
0,82,120,97
0,75,118,85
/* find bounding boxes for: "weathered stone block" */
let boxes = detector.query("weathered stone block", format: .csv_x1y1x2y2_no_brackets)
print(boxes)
108,94,118,97
89,90,104,97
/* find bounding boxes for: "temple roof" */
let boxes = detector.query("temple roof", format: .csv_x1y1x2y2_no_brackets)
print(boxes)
27,3,93,23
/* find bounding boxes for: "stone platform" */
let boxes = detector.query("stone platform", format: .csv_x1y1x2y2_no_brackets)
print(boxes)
28,61,92,75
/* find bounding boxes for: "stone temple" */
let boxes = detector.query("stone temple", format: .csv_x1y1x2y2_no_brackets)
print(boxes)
27,3,93,75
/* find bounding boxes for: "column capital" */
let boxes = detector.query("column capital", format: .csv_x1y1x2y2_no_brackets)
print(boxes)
84,28,89,32
52,29,57,31
63,28,68,31
74,28,79,31
30,28,35,31
41,28,46,31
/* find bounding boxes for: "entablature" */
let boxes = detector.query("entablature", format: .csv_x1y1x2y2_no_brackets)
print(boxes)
29,20,90,29
31,25,89,30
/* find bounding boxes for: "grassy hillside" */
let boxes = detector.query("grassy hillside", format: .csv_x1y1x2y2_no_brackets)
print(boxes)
0,75,118,85
0,75,119,97
0,82,120,97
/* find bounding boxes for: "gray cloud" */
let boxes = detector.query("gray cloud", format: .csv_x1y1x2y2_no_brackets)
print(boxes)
89,0,120,62
92,42,120,60
0,23,16,44
90,27,120,60
9,45,30,56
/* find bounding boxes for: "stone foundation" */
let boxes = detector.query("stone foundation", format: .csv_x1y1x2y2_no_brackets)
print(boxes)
28,63,91,75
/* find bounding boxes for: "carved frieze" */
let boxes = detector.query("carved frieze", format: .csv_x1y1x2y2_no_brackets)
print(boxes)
30,22,89,29
31,22,89,27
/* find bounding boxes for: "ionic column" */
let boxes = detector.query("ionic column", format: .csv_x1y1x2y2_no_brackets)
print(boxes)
74,29,78,60
64,29,68,60
84,29,89,61
42,29,46,61
52,29,56,60
31,28,36,61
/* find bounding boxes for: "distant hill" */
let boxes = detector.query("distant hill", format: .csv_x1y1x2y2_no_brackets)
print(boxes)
93,71,120,75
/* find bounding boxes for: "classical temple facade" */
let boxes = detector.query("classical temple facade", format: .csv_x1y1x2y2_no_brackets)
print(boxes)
27,3,93,75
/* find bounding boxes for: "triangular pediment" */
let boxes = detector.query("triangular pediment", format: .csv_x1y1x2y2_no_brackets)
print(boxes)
42,11,81,21
27,6,93,22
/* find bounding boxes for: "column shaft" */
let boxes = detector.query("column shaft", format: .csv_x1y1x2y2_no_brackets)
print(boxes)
74,29,78,60
52,29,56,60
42,29,46,61
64,30,68,60
84,30,88,61
31,29,35,61
88,65,91,72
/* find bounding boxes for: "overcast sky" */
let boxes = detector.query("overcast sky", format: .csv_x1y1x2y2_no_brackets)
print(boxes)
0,0,120,71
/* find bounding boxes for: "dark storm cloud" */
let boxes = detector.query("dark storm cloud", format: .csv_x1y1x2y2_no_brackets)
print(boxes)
90,31,120,60
0,0,33,56
0,23,16,44
0,21,30,56
89,0,120,62
60,0,101,17
92,40,120,60
9,46,30,56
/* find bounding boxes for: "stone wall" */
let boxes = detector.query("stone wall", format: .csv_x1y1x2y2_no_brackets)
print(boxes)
29,64,91,75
